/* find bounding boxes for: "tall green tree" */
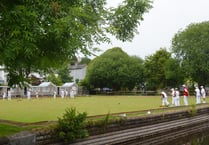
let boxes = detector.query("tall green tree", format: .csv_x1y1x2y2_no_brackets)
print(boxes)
164,58,184,87
46,65,72,85
84,47,144,91
0,0,152,87
58,65,73,83
79,57,91,65
46,73,62,86
172,21,209,85
144,48,171,90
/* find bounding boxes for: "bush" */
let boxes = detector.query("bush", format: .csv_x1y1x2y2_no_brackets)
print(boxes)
54,108,88,143
190,104,197,116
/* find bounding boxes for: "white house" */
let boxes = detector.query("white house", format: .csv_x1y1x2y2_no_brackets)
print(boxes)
70,64,87,82
0,66,7,85
0,63,88,85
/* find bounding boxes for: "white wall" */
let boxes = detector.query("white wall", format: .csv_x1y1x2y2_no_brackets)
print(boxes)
0,66,7,84
70,65,87,82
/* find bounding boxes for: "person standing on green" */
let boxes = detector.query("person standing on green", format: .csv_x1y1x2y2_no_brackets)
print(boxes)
161,91,169,107
182,84,189,106
200,86,206,103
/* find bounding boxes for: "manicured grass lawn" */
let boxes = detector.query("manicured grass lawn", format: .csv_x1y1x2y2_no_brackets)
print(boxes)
0,95,196,123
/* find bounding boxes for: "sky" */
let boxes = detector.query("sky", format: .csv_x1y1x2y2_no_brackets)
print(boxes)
94,0,209,59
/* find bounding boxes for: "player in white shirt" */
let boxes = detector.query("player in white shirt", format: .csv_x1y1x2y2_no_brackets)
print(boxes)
161,91,169,106
195,86,201,104
171,88,175,106
200,86,206,103
175,88,180,106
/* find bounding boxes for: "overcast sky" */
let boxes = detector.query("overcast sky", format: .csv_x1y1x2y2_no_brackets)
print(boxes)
94,0,209,59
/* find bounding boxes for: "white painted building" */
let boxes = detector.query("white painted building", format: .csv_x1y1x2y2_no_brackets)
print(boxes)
0,63,88,85
70,64,87,82
0,66,7,85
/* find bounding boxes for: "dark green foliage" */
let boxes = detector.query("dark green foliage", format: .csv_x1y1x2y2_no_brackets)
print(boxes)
79,57,91,65
58,65,73,83
46,65,73,85
54,108,88,143
0,0,152,87
46,73,62,86
164,58,184,87
172,21,209,84
144,48,171,90
143,48,184,90
84,47,144,91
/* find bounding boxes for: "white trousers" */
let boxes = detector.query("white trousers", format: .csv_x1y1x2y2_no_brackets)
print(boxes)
175,97,180,106
196,95,201,104
183,96,188,106
162,97,169,106
172,96,175,105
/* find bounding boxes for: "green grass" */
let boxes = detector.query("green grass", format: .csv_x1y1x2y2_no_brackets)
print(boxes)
0,123,41,137
0,95,202,137
0,95,197,123
0,124,27,137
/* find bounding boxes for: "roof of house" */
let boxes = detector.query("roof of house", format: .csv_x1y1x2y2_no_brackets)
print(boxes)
29,73,45,79
62,82,77,87
38,82,56,87
70,64,87,70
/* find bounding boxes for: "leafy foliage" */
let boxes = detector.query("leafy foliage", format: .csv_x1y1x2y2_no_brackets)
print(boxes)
79,57,91,65
84,47,144,91
108,0,153,41
164,58,184,87
144,48,171,90
172,21,209,85
0,0,152,87
46,73,62,86
58,65,73,83
46,65,72,85
54,108,88,143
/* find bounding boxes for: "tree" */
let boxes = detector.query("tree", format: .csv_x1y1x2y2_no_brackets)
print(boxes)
128,56,145,90
107,0,153,41
46,73,62,86
84,47,144,91
0,0,152,87
172,21,209,85
58,66,73,83
164,58,184,87
79,57,91,65
144,48,171,90
46,64,73,85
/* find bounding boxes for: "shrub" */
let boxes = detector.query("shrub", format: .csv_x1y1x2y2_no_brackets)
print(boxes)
54,108,88,143
190,104,197,116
